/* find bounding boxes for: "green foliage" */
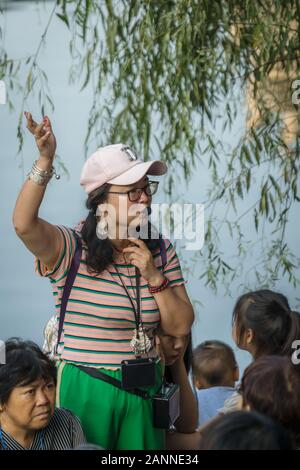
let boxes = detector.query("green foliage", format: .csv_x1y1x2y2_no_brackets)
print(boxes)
1,0,300,293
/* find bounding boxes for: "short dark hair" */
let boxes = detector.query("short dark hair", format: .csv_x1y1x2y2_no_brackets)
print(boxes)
199,411,292,450
0,338,57,405
192,340,237,386
232,289,300,358
241,355,300,447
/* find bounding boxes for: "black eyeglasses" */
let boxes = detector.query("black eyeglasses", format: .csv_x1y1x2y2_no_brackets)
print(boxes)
107,181,159,202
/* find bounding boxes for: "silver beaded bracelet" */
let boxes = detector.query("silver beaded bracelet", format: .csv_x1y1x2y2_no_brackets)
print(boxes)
28,160,60,186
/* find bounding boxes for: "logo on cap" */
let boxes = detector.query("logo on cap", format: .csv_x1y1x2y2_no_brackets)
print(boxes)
121,145,138,161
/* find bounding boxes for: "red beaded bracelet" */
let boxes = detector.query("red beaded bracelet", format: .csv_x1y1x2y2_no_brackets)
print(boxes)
148,276,169,294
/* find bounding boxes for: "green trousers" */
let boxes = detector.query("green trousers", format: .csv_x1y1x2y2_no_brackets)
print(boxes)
56,361,166,450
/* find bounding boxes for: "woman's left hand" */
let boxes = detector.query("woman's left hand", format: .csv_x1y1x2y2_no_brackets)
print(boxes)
122,238,164,285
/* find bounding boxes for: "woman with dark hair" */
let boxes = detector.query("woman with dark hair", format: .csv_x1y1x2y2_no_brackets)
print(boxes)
12,113,194,450
221,289,300,415
0,339,85,450
240,355,300,448
198,411,292,450
232,289,300,359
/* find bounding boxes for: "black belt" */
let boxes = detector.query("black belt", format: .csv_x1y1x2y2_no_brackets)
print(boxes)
75,364,154,399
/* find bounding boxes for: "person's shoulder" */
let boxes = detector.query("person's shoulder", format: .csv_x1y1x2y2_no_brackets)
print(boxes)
159,235,178,254
54,408,85,444
151,235,176,261
198,386,235,395
197,388,212,398
57,224,88,251
55,225,78,243
73,220,85,236
73,220,88,248
159,234,171,246
51,407,80,426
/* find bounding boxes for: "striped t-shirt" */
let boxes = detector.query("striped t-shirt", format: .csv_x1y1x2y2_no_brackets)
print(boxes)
0,408,85,450
36,225,185,369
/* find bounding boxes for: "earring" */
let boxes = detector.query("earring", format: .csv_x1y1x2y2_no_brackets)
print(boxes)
96,217,109,239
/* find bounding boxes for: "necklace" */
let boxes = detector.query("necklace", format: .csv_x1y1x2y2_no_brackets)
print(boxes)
113,263,151,356
130,323,152,356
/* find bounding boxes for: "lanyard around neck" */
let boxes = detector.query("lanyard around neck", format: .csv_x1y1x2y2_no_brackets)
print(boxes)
114,264,141,330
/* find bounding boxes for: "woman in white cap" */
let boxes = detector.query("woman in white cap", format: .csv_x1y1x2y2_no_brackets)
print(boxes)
13,113,194,450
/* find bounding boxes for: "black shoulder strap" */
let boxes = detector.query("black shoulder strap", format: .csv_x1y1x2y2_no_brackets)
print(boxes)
159,234,167,268
75,365,150,399
56,232,82,352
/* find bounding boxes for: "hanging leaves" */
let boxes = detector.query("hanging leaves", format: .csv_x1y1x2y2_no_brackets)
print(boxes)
1,0,300,291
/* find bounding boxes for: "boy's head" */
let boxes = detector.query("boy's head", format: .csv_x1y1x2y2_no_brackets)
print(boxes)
192,340,239,389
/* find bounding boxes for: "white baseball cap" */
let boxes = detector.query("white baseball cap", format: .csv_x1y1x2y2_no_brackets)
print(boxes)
80,143,167,194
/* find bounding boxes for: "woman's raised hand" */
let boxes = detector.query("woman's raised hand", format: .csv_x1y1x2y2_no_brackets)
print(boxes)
24,112,57,161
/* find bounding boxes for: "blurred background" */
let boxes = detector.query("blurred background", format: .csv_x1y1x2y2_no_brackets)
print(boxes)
1,0,300,374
